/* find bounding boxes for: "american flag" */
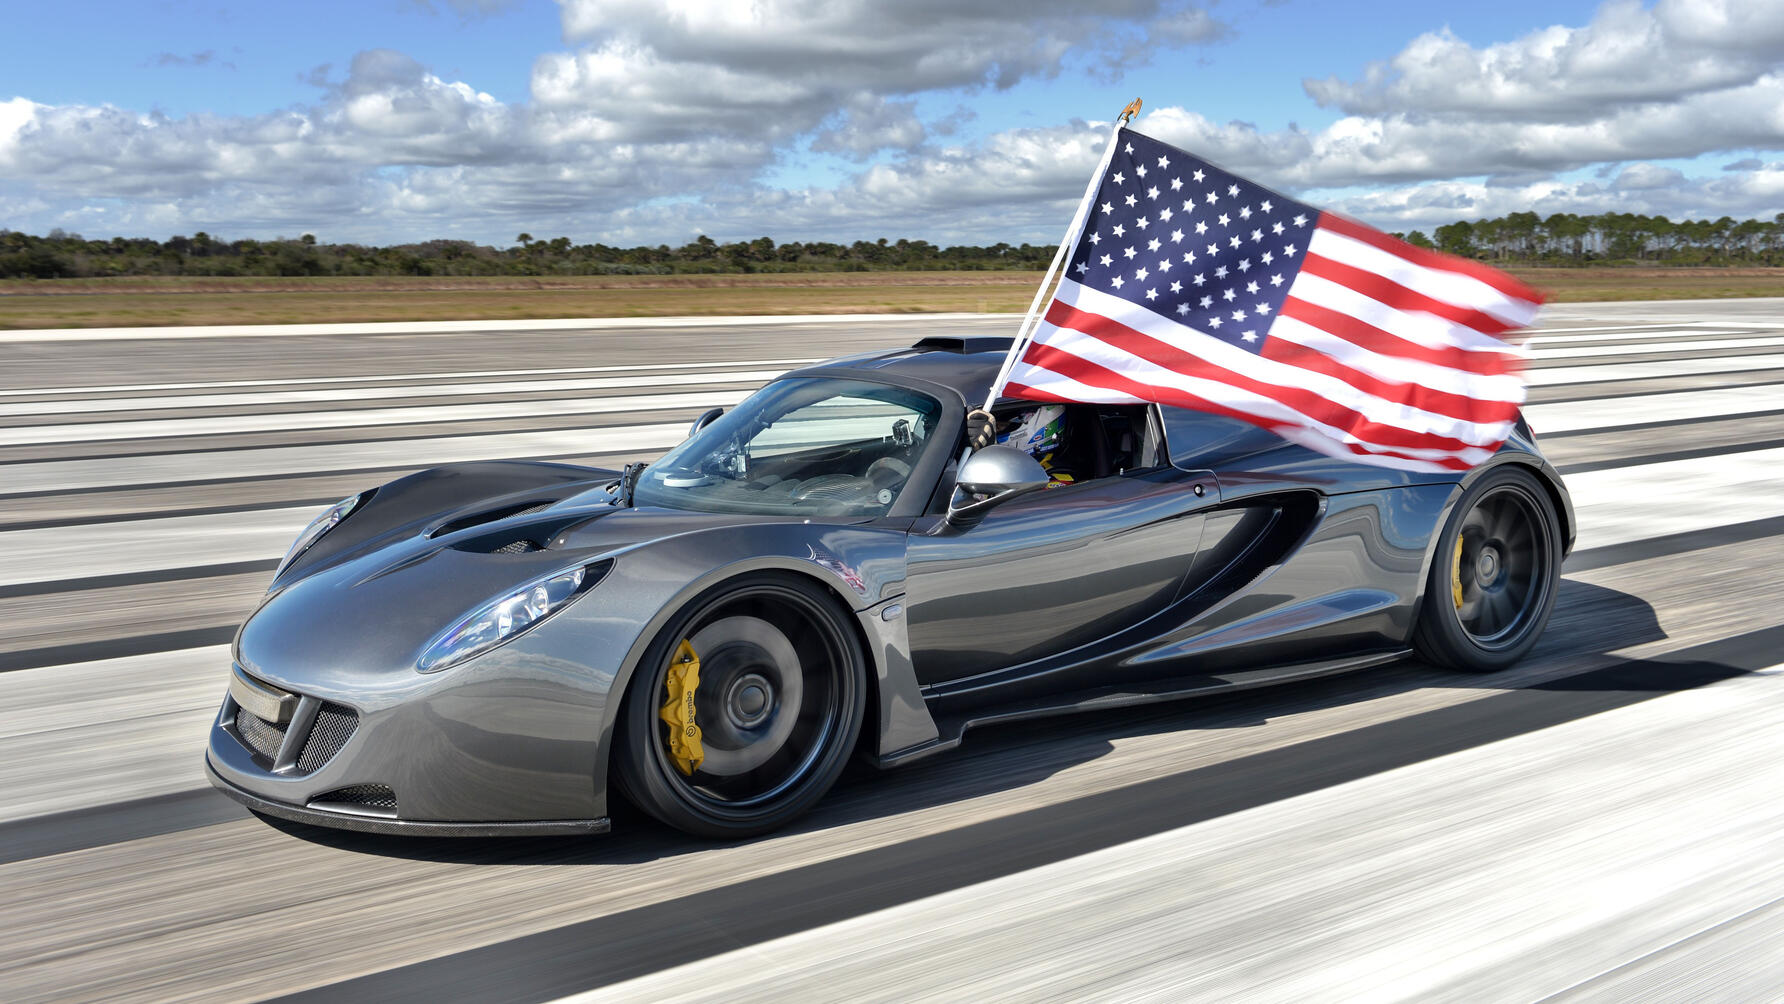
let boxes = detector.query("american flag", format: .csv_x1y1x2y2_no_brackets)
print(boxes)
1001,128,1542,472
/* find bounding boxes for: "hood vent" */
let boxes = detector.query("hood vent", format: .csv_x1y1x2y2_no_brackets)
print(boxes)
430,499,558,538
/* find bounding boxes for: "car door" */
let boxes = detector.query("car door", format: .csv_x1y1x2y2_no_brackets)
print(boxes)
902,464,1219,687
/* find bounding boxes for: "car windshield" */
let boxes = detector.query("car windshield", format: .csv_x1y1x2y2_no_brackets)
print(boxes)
633,377,946,516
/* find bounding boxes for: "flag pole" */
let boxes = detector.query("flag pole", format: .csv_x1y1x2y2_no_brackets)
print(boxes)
977,97,1142,419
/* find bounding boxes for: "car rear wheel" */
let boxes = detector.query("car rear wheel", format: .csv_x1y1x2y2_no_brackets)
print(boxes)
1414,465,1561,672
613,574,866,838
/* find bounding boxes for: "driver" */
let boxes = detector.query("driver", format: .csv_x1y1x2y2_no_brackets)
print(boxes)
997,404,1076,485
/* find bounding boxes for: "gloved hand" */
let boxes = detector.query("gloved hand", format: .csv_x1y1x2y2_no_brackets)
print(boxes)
966,409,997,451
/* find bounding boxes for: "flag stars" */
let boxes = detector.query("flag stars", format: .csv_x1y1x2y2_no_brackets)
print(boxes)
1214,265,1229,279
1135,267,1149,282
1159,207,1174,222
1145,288,1158,301
1269,273,1284,286
1177,303,1190,316
1147,186,1160,200
1227,184,1239,196
1205,191,1219,205
1123,246,1138,259
1272,221,1285,236
1261,200,1273,213
1099,253,1113,266
1135,163,1148,178
1136,217,1149,229
1200,294,1214,307
1170,229,1185,243
1157,258,1171,272
1222,288,1237,301
1182,252,1194,264
1246,280,1260,294
1111,275,1125,289
1170,176,1183,191
1284,243,1298,256
1112,172,1126,185
1112,224,1126,237
1157,155,1170,169
1088,231,1102,245
1193,273,1206,286
1124,142,1134,154
1194,221,1208,235
1125,193,1139,207
1169,280,1182,293
1229,236,1243,249
1206,242,1219,256
1232,309,1247,322
1147,238,1162,252
1237,259,1252,272
1192,169,1205,182
1261,251,1274,264
1209,316,1223,329
1075,261,1088,274
1217,213,1231,227
1251,229,1264,243
1101,202,1114,215
1293,214,1308,227
1256,302,1270,314
1239,206,1252,220
1182,199,1196,213
1242,331,1258,342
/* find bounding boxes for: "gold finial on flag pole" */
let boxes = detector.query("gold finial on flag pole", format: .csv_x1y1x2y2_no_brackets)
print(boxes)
1119,98,1142,124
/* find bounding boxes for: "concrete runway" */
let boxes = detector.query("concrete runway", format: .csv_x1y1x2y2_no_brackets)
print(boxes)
1,302,1782,1001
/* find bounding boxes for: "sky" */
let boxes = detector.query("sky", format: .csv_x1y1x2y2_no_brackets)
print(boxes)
4,0,1784,247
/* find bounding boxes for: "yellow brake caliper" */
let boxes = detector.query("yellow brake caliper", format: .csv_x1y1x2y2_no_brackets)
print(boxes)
1451,536,1466,609
658,640,704,775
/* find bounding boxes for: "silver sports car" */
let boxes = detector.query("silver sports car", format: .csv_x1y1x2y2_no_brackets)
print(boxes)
205,335,1573,838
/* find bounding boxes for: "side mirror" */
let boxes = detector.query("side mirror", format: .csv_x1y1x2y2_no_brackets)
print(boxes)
687,407,725,439
945,445,1051,527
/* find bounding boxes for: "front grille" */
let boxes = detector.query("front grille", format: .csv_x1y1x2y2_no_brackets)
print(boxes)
312,784,397,811
228,691,359,775
492,538,543,554
234,708,288,761
295,703,359,773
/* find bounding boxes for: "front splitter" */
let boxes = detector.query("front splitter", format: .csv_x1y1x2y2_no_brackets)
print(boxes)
206,760,610,838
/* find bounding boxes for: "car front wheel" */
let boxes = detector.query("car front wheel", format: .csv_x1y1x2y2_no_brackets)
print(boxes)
613,573,866,838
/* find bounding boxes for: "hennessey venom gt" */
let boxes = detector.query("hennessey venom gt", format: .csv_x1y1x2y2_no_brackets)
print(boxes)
206,335,1573,838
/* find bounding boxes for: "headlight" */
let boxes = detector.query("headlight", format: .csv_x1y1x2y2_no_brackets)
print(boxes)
418,562,605,672
276,494,364,577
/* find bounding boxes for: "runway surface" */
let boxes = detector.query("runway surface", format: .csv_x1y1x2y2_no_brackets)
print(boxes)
2,301,1782,1001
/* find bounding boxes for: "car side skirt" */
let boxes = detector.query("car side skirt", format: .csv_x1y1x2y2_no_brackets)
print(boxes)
872,647,1409,767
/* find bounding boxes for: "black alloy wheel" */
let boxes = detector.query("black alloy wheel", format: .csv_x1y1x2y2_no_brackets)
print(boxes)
1414,465,1561,672
614,574,866,838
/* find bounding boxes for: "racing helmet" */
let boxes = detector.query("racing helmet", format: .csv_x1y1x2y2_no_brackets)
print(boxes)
996,404,1066,457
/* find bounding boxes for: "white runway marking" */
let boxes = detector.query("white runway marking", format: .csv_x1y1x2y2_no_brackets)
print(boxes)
1533,335,1784,359
0,369,787,418
0,312,1020,344
0,358,821,400
0,421,688,495
1529,352,1784,386
1563,444,1784,552
1525,384,1784,434
0,388,753,446
584,669,1784,1003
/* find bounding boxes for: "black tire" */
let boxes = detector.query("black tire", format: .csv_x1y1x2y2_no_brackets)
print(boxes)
1414,465,1561,672
613,573,866,838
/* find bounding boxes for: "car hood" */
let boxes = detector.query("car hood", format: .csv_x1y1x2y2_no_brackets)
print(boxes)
236,500,861,693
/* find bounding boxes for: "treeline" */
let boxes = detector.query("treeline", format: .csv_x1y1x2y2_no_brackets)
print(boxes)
1398,211,1784,265
0,230,1057,280
9,210,1784,280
